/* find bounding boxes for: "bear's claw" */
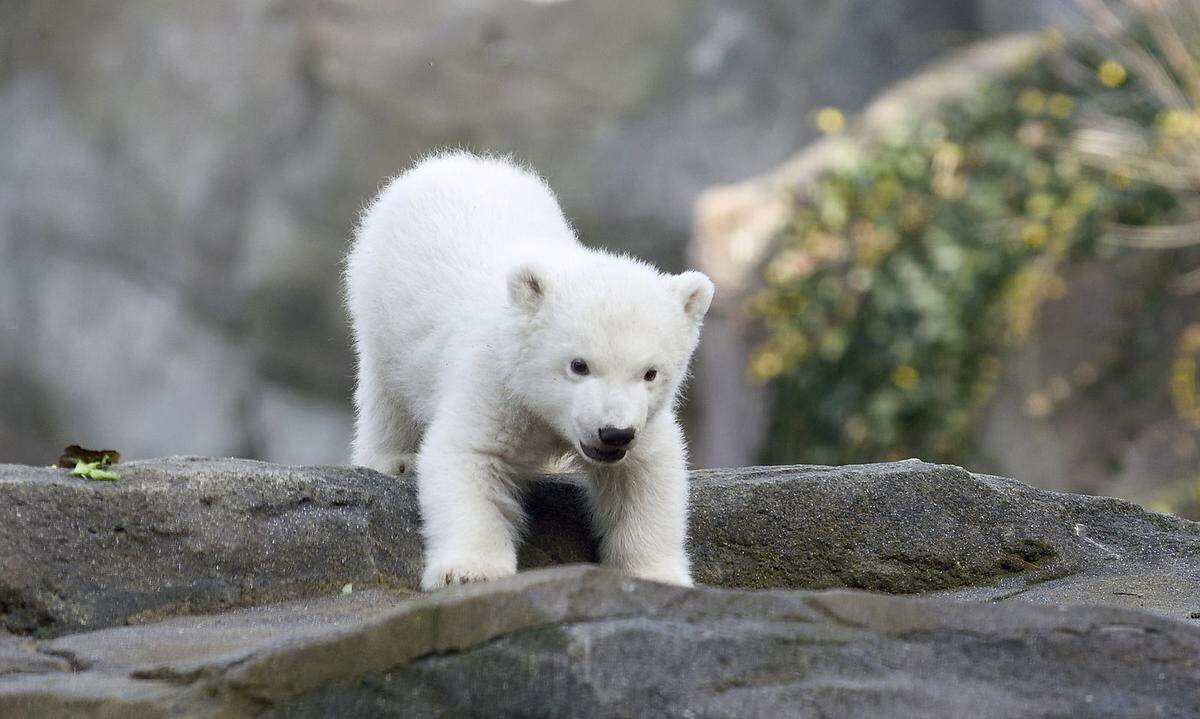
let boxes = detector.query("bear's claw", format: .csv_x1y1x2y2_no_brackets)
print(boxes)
421,559,515,591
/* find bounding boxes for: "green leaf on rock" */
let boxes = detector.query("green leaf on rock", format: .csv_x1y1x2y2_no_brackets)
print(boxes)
71,459,120,482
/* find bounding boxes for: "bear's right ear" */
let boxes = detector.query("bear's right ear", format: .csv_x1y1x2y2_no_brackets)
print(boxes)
507,263,548,313
669,271,715,326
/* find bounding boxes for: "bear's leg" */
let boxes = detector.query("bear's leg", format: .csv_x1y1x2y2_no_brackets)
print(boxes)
351,361,420,475
416,413,523,590
586,413,693,586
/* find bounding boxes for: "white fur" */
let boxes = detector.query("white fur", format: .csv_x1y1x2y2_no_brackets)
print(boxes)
345,152,713,590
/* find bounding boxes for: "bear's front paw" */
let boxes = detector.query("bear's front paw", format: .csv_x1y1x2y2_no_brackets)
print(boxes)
631,565,693,587
357,451,417,477
421,557,516,591
610,555,693,587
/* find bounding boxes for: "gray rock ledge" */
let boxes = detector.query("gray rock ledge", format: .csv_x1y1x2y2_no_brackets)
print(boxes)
2,457,1199,638
1,566,1198,718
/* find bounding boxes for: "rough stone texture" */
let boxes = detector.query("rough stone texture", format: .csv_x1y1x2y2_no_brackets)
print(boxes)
687,463,1200,619
0,633,70,676
0,458,425,636
1,567,1197,719
0,0,1048,468
3,458,1198,640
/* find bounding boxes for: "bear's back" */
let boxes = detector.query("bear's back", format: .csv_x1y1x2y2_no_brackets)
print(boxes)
345,152,581,419
363,152,573,263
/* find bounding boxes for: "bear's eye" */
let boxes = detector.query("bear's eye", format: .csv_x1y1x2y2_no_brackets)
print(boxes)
570,359,590,376
643,368,658,382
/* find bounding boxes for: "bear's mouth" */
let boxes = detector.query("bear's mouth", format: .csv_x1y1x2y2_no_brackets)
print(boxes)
579,443,626,464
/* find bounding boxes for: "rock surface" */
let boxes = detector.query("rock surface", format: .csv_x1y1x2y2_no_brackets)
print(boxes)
2,457,1199,716
3,458,1199,640
689,463,1200,619
0,458,425,637
1,566,1198,719
0,633,70,676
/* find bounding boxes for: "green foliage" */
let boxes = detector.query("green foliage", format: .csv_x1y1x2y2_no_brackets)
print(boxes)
71,456,120,482
751,39,1177,466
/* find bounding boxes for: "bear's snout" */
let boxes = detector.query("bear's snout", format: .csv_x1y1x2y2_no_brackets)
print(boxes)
598,426,636,448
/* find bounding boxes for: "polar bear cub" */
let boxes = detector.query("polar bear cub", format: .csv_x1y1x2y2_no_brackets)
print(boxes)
345,152,713,590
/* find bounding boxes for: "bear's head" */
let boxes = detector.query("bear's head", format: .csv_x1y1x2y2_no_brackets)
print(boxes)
505,255,714,465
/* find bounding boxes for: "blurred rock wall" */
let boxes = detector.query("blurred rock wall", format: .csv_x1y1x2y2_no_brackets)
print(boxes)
0,0,1038,465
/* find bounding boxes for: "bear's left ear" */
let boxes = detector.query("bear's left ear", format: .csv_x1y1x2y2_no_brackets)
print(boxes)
669,271,715,326
507,262,549,314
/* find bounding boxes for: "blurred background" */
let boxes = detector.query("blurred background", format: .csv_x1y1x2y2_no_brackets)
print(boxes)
3,0,1199,517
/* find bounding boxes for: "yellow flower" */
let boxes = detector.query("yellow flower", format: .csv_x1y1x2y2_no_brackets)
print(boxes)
931,142,964,198
1022,222,1048,248
1070,181,1099,208
818,330,848,361
1047,93,1075,119
1097,60,1127,88
891,365,919,391
1159,109,1193,139
1170,353,1200,428
748,350,785,383
932,142,963,174
776,331,809,357
1050,208,1078,234
1172,324,1200,426
874,178,903,205
1018,89,1046,115
1182,323,1200,352
815,107,845,135
742,293,774,319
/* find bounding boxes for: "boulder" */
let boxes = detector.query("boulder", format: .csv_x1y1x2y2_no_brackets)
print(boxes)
1,566,1198,718
0,458,425,637
2,458,1198,639
688,463,1200,617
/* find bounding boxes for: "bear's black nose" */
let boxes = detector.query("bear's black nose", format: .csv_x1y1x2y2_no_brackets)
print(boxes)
598,426,635,447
